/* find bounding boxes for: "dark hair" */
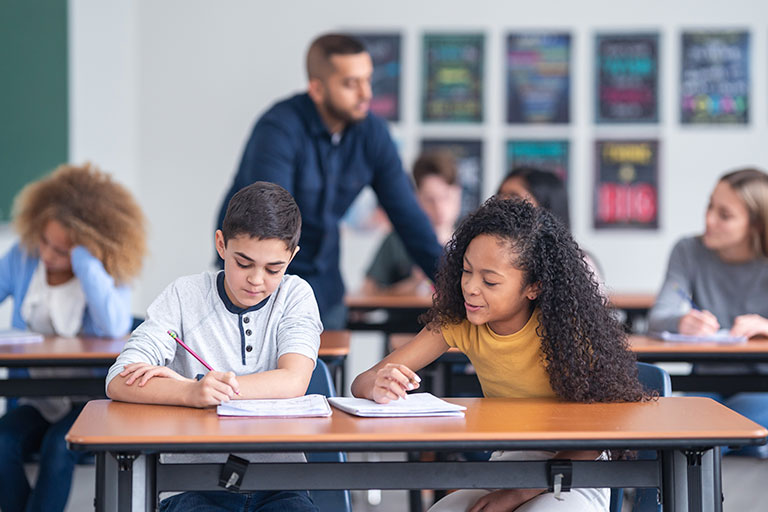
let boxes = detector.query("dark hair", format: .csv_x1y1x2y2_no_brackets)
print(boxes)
412,150,458,189
498,167,570,229
221,182,301,251
423,197,645,403
306,33,366,79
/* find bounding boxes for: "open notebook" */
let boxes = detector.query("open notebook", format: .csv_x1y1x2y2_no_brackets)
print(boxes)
0,329,44,345
328,393,466,417
656,330,747,344
217,394,332,417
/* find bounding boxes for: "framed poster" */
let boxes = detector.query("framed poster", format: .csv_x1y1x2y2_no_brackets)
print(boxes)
680,31,749,124
506,140,569,184
506,32,571,124
353,33,401,122
422,34,484,122
595,33,659,123
594,140,659,230
421,139,483,218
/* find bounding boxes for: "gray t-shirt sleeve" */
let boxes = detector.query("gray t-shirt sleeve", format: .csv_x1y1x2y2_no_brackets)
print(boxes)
365,232,415,287
275,278,322,363
648,238,694,334
105,280,182,392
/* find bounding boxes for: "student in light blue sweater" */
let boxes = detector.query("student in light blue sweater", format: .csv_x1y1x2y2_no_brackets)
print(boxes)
0,163,147,512
107,182,321,512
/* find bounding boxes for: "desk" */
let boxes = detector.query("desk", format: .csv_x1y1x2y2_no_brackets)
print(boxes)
0,332,350,398
630,335,768,393
346,292,656,334
0,336,125,397
66,397,767,512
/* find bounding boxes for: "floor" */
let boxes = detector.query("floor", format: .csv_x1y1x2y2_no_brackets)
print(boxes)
49,453,766,511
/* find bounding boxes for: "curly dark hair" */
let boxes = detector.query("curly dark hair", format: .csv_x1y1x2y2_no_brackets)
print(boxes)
422,197,646,403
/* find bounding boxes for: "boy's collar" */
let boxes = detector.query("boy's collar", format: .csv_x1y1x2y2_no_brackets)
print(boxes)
216,271,270,314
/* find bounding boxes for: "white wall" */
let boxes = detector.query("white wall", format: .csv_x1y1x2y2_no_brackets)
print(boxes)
4,0,766,324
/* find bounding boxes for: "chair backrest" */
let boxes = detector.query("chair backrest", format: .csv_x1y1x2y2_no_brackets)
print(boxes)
610,362,671,512
305,358,352,512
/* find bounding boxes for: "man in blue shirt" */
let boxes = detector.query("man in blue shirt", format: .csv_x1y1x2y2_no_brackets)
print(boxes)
216,34,442,329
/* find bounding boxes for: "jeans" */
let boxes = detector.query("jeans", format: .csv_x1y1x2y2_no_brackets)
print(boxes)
321,302,347,330
159,490,318,512
0,404,86,512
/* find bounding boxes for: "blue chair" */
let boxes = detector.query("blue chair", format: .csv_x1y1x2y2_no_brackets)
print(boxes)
609,362,671,512
305,359,352,512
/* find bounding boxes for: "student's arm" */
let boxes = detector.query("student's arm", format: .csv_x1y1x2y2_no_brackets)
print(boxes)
648,239,719,335
0,244,18,304
351,326,449,403
235,353,314,399
367,120,442,282
70,246,133,337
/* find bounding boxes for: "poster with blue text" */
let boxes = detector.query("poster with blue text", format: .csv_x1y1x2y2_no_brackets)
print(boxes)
681,31,749,124
421,139,483,218
422,34,484,122
353,33,401,122
594,140,659,230
506,140,569,185
595,33,659,123
506,33,571,124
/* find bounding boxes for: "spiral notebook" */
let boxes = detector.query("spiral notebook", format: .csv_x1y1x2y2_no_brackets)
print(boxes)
328,393,466,417
217,394,332,417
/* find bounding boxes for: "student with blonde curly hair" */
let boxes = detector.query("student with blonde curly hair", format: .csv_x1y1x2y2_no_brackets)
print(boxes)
0,163,146,512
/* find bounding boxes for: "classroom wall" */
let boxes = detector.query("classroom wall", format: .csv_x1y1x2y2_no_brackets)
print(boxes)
2,0,768,322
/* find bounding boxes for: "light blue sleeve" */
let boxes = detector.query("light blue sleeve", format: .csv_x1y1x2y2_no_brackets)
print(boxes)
0,244,15,304
70,245,132,338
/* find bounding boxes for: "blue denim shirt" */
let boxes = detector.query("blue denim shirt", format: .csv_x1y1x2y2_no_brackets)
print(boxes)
217,93,442,316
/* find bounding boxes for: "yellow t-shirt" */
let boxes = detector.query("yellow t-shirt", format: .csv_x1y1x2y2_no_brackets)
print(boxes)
441,310,555,399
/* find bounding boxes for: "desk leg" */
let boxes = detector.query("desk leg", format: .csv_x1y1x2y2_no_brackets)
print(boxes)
685,450,704,512
115,452,137,512
145,454,157,512
94,452,117,512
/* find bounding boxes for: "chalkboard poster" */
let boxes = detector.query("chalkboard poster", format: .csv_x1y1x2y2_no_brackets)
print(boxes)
353,33,401,122
506,140,569,184
594,140,659,230
681,31,749,124
421,139,483,217
422,34,484,122
595,33,659,123
506,33,571,124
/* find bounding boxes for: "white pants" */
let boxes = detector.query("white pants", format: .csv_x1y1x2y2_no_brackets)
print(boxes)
427,451,610,512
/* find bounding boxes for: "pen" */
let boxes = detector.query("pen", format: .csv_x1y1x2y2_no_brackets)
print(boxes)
167,330,240,395
673,285,699,311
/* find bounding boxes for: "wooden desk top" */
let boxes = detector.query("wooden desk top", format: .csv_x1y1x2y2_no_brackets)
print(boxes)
0,331,349,363
630,335,768,354
608,293,656,310
67,397,767,453
0,336,126,362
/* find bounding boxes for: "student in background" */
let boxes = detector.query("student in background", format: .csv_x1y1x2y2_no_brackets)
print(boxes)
108,182,321,511
0,163,146,512
352,198,645,512
498,166,603,281
649,167,768,457
216,33,442,329
362,150,462,296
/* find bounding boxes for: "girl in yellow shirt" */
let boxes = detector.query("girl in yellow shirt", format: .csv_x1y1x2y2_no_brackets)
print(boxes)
351,197,645,512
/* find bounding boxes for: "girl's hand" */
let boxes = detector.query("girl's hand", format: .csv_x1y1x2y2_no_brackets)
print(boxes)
468,489,545,512
731,314,768,338
120,363,189,386
372,363,420,404
678,310,720,336
186,371,240,408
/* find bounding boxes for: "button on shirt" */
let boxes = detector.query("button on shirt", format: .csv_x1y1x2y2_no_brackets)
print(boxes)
216,93,443,316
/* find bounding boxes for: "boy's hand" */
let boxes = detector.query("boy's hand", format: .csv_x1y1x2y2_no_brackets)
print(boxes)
187,371,240,408
120,362,189,387
372,363,420,403
678,310,720,336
